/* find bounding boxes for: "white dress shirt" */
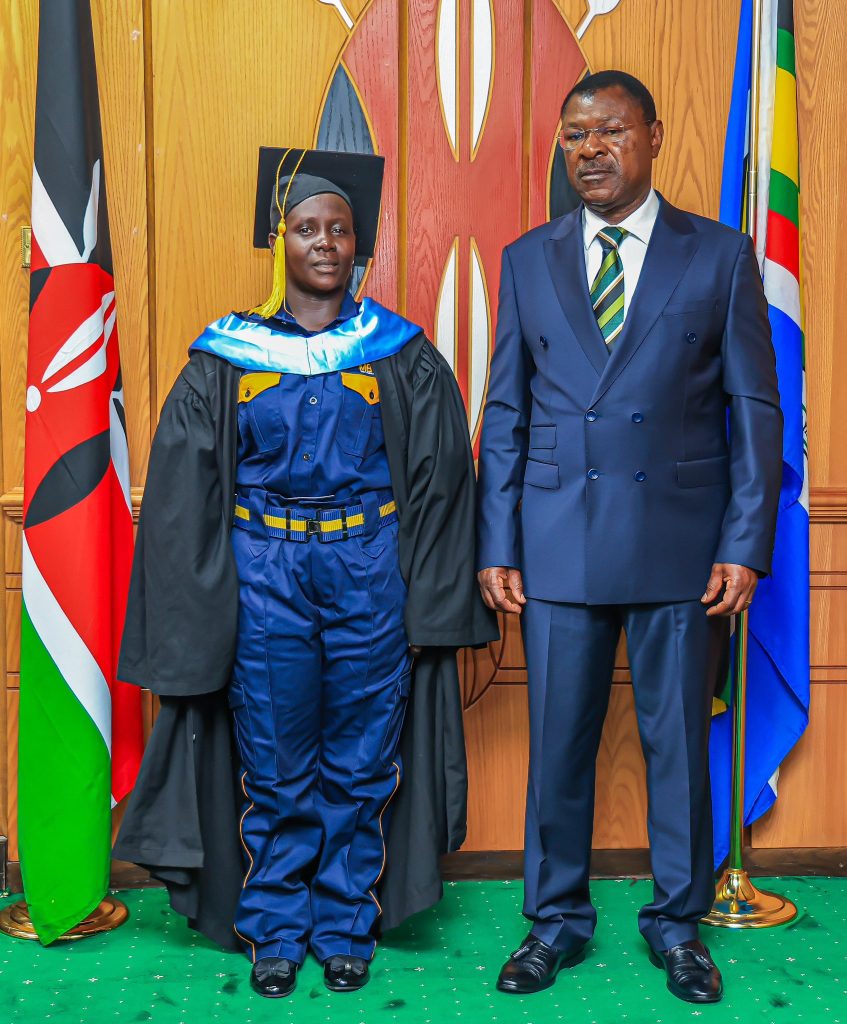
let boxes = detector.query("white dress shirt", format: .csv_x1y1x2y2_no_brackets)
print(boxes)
583,189,660,320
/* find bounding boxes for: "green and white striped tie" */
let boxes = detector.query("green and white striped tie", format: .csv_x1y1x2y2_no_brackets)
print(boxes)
590,226,628,351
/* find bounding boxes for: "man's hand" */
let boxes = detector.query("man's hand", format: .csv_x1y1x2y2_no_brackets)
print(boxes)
478,567,527,615
701,563,759,617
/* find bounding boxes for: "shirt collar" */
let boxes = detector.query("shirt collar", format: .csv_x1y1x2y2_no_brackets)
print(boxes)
582,188,660,250
244,290,361,336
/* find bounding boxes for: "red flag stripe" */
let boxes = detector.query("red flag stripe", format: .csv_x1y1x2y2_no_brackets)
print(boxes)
765,208,800,281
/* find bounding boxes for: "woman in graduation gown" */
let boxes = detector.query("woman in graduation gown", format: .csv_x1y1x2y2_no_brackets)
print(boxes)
113,148,497,998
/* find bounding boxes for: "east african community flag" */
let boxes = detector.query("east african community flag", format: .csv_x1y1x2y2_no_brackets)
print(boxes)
710,0,809,867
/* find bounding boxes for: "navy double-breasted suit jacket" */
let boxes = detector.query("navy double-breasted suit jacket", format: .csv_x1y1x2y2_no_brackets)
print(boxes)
477,197,783,605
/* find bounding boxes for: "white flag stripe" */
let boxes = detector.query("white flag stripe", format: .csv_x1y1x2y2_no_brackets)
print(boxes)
47,308,115,394
31,167,86,267
763,257,801,324
81,161,101,262
754,0,778,267
110,386,132,515
22,535,112,753
42,291,115,383
31,161,101,268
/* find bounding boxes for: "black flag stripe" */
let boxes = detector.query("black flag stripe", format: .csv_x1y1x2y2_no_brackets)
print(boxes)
25,430,112,529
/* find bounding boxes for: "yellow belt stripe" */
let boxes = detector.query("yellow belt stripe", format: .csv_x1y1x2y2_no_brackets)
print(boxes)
235,501,396,531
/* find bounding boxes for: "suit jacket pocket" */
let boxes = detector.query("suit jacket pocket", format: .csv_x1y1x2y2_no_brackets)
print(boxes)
676,454,729,488
524,458,560,489
529,424,556,449
663,299,718,317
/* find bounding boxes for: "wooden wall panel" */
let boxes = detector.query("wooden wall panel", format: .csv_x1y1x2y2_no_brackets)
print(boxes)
90,0,152,484
558,0,739,220
0,2,38,498
149,0,362,404
2,0,847,869
0,0,38,863
4,590,20,677
810,521,847,681
464,685,526,850
752,684,847,847
5,690,18,860
796,0,847,489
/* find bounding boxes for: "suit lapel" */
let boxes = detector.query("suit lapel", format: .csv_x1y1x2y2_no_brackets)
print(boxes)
543,210,608,376
591,199,701,404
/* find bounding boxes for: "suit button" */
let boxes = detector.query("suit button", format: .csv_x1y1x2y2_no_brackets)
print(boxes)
585,410,598,422
308,396,318,405
686,332,697,344
587,469,600,481
634,471,646,482
539,335,549,349
632,412,643,423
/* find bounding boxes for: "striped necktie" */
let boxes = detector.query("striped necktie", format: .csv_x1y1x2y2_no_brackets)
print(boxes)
590,226,628,351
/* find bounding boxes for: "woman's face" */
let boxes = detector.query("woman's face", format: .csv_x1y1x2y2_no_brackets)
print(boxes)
271,192,356,296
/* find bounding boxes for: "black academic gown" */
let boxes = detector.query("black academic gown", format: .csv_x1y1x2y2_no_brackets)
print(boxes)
113,332,498,951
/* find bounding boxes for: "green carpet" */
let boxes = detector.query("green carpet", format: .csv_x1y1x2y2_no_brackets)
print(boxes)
1,879,844,1023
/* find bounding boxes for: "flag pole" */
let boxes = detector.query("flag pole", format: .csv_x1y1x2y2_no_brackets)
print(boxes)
703,0,796,928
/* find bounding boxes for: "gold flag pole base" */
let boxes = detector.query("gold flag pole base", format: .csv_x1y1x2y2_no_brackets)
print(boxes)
702,868,797,928
0,896,129,941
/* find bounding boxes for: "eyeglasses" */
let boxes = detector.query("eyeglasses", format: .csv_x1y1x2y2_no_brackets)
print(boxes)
558,120,654,151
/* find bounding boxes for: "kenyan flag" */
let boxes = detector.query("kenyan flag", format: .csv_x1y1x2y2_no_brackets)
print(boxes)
19,0,142,944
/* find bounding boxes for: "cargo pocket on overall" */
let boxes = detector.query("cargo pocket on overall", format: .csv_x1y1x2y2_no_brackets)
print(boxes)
226,678,257,772
239,372,285,454
336,372,382,458
378,670,412,764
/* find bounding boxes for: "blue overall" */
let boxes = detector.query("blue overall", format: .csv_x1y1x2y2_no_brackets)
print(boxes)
228,295,411,964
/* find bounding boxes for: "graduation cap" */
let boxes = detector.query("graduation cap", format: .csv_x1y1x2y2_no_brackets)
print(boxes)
251,147,385,318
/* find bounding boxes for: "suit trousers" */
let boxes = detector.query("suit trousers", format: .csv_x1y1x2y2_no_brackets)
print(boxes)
521,597,728,952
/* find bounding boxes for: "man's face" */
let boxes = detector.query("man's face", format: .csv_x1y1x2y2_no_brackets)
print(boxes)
268,192,356,295
560,85,663,218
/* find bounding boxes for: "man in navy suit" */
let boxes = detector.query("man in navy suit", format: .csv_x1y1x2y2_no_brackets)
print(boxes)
476,71,782,1004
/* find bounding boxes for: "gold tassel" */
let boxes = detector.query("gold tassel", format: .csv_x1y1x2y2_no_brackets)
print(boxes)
250,149,308,318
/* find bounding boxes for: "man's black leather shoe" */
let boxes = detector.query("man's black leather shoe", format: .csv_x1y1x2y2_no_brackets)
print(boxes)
649,940,723,1003
249,957,298,998
496,935,586,994
324,955,370,992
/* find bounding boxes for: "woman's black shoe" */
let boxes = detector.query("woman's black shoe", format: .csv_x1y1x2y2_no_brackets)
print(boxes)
324,955,370,992
497,935,586,994
249,957,298,998
648,940,723,1003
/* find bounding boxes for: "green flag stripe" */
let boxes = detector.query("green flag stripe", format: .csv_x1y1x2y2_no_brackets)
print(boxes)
597,293,625,330
769,168,799,226
777,27,796,77
18,599,111,944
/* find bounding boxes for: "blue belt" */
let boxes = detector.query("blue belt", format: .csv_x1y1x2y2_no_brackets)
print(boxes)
233,489,397,543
